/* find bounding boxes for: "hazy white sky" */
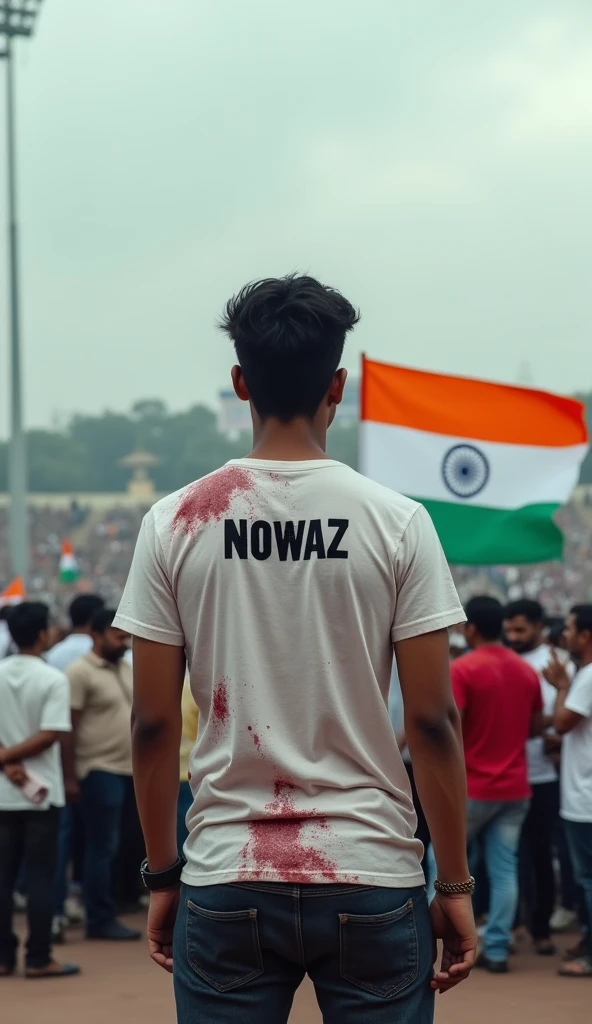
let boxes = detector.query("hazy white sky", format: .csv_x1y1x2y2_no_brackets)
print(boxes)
0,0,591,435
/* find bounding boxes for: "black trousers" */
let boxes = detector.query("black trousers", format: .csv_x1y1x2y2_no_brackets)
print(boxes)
0,806,59,969
519,780,560,941
404,762,431,865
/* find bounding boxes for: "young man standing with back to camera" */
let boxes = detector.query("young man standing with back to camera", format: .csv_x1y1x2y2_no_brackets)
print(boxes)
115,275,476,1022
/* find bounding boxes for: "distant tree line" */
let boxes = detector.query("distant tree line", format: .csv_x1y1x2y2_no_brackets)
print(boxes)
0,399,359,494
0,391,590,494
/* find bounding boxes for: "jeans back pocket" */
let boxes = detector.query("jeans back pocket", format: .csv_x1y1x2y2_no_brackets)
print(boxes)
339,897,419,998
186,899,264,992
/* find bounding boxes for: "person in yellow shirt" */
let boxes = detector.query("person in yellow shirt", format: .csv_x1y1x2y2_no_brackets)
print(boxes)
177,681,198,853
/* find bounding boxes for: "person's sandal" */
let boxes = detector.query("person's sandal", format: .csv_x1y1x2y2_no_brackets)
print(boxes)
558,956,592,978
563,938,587,962
25,961,80,979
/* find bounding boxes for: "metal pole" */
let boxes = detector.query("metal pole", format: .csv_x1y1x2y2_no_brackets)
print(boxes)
5,31,28,583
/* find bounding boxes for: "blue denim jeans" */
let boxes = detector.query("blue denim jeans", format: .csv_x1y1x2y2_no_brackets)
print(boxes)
564,820,592,953
467,799,529,962
79,771,129,932
174,883,434,1024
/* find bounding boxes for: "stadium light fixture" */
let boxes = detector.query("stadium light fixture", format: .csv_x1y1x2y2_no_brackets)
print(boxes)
1,1,45,583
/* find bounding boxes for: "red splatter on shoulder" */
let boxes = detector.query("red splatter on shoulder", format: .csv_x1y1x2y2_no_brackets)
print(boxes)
173,466,255,533
212,679,229,727
239,775,338,883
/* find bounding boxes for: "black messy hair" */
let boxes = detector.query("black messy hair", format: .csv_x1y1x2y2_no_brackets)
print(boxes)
219,274,360,422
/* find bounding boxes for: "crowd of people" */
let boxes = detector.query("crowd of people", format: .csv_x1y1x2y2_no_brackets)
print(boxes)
0,595,198,978
392,596,592,977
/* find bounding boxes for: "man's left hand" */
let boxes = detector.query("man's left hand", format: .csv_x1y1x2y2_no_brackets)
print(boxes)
542,648,570,691
147,888,180,974
4,762,28,787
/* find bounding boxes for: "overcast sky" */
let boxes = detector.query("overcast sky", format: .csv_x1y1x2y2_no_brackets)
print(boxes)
0,0,591,435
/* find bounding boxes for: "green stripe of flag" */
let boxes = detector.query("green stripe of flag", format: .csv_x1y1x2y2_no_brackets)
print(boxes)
415,499,563,565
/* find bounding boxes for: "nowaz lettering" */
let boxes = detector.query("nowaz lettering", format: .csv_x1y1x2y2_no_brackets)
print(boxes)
224,519,349,561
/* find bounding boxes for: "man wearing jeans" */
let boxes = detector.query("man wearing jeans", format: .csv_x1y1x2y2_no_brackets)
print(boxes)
115,276,477,1023
504,599,574,955
64,608,140,942
451,597,543,973
546,604,592,977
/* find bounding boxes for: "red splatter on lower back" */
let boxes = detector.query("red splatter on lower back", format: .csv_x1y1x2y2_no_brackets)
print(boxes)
212,680,229,727
173,466,255,533
239,776,338,882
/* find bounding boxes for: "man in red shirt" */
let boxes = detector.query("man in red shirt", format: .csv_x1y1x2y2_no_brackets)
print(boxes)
452,596,543,973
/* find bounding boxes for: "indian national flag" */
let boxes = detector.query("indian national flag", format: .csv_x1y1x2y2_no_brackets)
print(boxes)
360,358,589,565
59,541,80,583
0,577,25,606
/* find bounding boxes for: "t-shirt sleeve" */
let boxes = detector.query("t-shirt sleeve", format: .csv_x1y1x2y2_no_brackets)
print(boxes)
41,672,72,732
67,663,89,712
565,667,592,718
113,509,185,647
392,504,466,643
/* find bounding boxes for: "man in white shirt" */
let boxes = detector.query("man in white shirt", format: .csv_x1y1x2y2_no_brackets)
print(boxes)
546,604,592,977
115,275,476,1023
504,599,573,954
46,594,105,671
0,603,79,979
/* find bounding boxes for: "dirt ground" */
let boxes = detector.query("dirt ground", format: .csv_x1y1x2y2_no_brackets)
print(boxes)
2,919,589,1024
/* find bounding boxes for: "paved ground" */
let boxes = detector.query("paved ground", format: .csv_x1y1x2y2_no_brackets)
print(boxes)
2,919,589,1023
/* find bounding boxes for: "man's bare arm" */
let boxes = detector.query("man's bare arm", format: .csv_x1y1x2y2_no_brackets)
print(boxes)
554,690,584,735
60,710,82,800
395,628,469,884
131,636,186,872
0,730,61,766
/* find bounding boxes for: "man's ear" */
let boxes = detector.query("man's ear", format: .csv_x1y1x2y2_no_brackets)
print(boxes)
231,365,250,402
328,368,348,407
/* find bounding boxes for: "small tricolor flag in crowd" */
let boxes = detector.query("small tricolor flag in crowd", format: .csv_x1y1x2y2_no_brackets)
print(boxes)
360,357,589,565
59,541,80,583
0,577,25,606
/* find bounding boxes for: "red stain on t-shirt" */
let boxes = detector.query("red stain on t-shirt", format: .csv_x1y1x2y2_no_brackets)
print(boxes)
239,776,338,882
247,726,262,754
172,466,255,533
212,680,229,727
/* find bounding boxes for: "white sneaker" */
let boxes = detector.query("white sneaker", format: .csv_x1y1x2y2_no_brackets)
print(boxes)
550,907,577,932
13,892,27,912
64,895,85,924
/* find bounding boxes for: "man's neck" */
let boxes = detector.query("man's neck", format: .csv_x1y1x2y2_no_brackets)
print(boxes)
18,647,42,659
471,638,502,651
71,627,90,636
247,417,329,462
579,648,592,668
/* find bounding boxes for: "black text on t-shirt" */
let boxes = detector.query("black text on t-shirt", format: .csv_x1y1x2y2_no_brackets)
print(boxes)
224,519,349,561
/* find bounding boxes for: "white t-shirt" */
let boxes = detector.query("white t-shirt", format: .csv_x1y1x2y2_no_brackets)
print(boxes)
0,655,71,811
115,459,464,888
46,632,93,671
560,663,592,823
523,646,574,786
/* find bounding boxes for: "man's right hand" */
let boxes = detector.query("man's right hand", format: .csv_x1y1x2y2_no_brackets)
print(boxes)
430,891,477,993
64,777,81,803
